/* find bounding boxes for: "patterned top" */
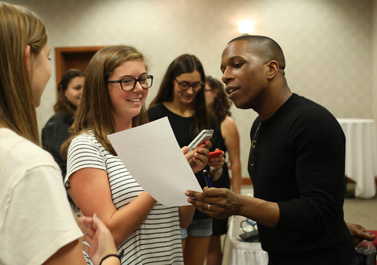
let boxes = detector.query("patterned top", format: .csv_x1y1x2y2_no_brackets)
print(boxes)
65,131,184,264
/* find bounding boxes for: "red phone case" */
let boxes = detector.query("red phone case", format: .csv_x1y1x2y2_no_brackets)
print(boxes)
209,150,222,160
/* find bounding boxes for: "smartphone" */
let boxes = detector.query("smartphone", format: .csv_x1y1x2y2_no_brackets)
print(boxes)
209,150,223,161
188,129,214,151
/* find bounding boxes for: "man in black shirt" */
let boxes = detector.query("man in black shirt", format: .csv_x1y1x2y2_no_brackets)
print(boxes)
186,35,371,265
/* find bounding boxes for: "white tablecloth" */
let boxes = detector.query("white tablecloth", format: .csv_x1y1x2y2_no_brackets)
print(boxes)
337,118,377,198
227,215,268,265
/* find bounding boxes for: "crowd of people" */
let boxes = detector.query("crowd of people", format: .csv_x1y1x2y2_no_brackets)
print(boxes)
0,2,375,265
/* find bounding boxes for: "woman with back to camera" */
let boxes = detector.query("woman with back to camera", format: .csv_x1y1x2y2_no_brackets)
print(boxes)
62,45,211,265
148,54,225,265
205,75,242,265
42,69,84,177
0,2,119,265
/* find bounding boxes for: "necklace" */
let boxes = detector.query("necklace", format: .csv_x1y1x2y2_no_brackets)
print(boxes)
250,122,262,167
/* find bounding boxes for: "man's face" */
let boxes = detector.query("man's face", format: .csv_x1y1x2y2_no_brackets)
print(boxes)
220,40,268,110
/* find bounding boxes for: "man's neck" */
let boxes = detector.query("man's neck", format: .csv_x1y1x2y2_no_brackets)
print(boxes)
257,89,292,121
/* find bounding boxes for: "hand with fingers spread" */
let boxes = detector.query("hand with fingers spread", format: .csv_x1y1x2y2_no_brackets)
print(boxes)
79,214,120,265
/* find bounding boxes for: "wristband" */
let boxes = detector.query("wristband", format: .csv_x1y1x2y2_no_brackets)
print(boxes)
99,254,121,265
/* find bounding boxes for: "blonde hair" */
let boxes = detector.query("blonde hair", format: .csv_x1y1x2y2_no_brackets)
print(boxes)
0,2,47,144
62,45,149,157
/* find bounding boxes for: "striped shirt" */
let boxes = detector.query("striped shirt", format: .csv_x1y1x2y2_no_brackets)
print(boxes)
65,132,184,264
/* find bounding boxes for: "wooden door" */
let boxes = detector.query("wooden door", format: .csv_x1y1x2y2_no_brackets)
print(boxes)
55,46,105,87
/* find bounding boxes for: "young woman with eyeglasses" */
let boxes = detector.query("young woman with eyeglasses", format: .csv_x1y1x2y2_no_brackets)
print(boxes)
62,46,211,264
0,2,119,265
148,54,224,265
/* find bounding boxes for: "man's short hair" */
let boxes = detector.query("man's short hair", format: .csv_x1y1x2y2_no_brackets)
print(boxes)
229,35,286,70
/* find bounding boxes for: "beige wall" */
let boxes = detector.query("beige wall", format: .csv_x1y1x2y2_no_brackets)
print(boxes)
373,0,377,122
10,0,375,178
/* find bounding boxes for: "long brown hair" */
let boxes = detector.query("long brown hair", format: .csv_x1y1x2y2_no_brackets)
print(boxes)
62,45,149,157
206,75,232,123
148,54,209,136
54,69,85,116
0,2,47,145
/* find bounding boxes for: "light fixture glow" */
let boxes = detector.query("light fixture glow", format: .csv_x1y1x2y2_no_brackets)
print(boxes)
238,20,254,34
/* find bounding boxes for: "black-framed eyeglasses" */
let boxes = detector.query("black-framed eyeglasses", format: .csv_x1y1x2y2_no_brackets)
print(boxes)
108,75,153,91
174,78,204,91
249,122,262,167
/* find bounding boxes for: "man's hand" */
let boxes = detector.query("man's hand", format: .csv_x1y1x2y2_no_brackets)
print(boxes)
346,222,376,246
185,187,242,219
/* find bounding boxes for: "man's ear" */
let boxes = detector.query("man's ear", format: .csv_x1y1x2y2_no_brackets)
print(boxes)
25,45,31,72
266,60,279,80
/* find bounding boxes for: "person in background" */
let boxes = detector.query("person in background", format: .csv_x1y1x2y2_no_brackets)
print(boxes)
186,35,360,265
62,45,211,265
0,2,119,265
42,69,84,178
204,75,242,265
148,54,224,265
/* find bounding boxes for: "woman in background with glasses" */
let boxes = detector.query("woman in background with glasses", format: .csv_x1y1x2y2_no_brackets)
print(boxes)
62,46,211,264
148,54,224,265
0,2,119,265
204,76,242,265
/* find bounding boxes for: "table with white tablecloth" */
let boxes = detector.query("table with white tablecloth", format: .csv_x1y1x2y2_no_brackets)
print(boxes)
227,215,268,265
337,118,377,198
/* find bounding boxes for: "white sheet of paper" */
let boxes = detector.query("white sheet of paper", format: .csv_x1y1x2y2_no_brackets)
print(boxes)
108,117,202,206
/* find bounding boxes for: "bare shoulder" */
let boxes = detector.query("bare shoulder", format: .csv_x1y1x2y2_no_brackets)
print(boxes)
222,116,236,126
221,116,239,137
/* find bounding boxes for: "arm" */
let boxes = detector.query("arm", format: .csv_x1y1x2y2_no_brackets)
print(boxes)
179,205,195,228
276,111,347,232
70,168,156,247
43,240,86,265
45,214,121,265
346,222,376,246
186,187,280,228
79,214,120,265
221,116,242,194
67,135,156,247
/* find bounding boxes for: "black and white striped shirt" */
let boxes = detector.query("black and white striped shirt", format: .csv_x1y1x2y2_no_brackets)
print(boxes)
65,132,184,264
